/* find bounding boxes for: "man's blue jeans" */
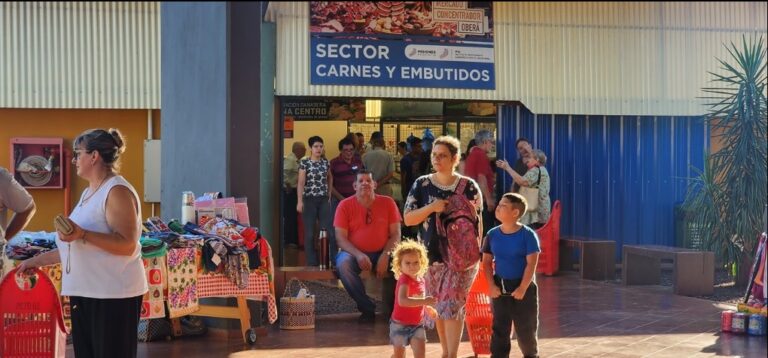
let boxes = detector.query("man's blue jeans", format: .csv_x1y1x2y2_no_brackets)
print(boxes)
336,250,396,315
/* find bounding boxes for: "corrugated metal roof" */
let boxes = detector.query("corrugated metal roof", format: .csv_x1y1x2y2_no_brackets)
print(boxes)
0,2,160,109
267,1,767,116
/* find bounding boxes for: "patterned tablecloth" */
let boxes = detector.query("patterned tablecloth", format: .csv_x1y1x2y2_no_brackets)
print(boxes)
198,271,277,323
16,245,278,329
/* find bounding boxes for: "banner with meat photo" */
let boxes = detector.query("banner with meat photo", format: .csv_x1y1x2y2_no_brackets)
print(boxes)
309,2,495,90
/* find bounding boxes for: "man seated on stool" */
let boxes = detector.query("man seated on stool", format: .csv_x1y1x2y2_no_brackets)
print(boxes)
335,170,401,323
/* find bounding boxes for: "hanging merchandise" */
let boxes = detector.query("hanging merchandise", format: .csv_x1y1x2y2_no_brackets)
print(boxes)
141,256,168,320
166,247,199,318
737,233,767,318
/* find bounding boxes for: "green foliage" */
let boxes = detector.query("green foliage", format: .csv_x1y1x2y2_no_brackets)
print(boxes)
684,35,767,277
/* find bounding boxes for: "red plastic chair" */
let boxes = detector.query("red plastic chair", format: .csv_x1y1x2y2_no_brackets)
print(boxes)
0,267,67,358
535,200,561,276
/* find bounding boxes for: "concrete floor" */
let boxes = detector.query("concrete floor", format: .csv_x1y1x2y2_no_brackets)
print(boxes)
66,272,767,357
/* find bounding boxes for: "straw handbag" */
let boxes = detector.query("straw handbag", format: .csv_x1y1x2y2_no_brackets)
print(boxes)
279,278,315,330
520,168,541,212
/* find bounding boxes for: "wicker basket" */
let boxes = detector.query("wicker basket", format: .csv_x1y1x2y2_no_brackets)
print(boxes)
279,278,315,330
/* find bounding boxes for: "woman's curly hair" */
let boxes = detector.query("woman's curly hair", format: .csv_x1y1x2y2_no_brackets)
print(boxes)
390,240,429,279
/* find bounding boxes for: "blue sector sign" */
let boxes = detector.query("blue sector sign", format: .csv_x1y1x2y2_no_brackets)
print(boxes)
310,37,495,90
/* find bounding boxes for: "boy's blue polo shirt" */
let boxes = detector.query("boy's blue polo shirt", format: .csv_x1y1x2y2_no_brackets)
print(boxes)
481,225,541,280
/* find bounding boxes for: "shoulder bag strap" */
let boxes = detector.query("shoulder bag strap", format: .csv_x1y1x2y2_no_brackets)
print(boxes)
454,177,468,194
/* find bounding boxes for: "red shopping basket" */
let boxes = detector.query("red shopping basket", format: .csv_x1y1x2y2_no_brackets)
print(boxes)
0,267,67,358
465,264,494,357
465,291,493,357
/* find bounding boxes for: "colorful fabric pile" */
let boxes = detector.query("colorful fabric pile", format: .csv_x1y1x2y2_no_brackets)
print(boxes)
5,231,58,260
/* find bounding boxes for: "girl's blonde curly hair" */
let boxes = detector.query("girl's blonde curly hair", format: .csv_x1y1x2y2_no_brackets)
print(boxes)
390,240,429,279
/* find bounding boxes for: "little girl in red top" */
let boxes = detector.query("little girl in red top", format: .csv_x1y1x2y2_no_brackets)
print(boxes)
390,240,436,358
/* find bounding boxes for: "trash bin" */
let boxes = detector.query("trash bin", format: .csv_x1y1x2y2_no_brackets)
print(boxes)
675,203,703,249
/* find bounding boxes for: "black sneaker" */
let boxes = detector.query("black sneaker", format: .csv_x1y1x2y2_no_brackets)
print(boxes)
357,311,375,324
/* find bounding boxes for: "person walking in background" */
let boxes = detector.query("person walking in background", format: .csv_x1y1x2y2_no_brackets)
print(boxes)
355,132,366,157
18,128,147,358
296,136,334,266
343,132,362,161
497,149,551,229
397,141,408,158
511,138,533,193
0,166,36,278
330,137,364,256
482,193,541,358
283,141,306,249
404,135,482,358
365,131,382,154
400,137,430,203
363,137,396,198
465,130,497,235
458,139,477,174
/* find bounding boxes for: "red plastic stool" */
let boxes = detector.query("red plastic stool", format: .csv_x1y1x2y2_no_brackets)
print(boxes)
535,200,561,276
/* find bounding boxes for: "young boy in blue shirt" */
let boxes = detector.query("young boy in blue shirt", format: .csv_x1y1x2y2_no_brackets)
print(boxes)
481,192,541,358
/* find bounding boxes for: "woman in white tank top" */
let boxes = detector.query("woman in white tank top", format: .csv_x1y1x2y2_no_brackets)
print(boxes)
19,128,147,358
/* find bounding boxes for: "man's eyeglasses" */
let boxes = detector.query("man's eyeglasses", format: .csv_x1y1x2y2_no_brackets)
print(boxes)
366,208,372,225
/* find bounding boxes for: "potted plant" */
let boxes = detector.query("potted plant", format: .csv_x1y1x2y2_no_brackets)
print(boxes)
684,36,767,286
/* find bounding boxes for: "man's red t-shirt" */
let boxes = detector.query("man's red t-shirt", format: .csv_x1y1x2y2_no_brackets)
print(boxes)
465,146,495,196
392,274,425,325
333,195,402,253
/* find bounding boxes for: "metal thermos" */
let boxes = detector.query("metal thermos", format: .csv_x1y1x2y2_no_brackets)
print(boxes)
318,228,329,269
181,191,196,225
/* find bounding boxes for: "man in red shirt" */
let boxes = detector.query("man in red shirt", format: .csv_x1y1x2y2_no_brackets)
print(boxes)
465,129,497,236
335,170,401,323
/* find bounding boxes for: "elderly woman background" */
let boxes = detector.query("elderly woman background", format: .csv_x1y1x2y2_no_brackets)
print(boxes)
497,149,551,229
404,135,482,358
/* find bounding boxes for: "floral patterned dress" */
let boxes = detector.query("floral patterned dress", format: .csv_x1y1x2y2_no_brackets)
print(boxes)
404,174,483,319
520,166,551,226
298,157,330,198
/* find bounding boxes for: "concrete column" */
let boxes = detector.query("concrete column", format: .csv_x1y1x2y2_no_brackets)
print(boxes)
161,2,229,219
161,2,264,331
259,20,277,251
161,2,261,225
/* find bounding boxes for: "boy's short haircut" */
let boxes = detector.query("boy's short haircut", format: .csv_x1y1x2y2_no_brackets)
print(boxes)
502,192,528,214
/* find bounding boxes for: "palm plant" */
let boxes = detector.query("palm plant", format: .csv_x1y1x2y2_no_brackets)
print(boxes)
684,35,767,285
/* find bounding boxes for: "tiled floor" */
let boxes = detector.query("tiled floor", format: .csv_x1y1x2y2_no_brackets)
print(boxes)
67,272,767,357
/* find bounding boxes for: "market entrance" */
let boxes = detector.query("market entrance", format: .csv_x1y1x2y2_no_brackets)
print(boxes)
279,97,499,266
